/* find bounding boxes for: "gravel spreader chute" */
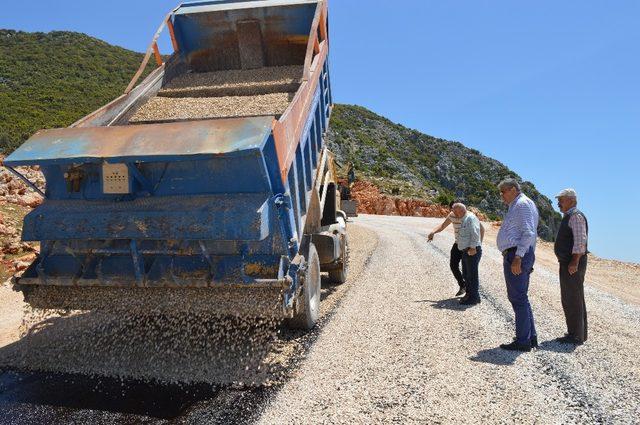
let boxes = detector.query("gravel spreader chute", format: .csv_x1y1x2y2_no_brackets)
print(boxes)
4,0,345,329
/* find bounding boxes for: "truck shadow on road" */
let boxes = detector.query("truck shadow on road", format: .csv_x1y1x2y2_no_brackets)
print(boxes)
0,368,219,420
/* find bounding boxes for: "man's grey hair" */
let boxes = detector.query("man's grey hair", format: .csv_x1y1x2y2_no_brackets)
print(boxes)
451,202,467,212
498,178,521,192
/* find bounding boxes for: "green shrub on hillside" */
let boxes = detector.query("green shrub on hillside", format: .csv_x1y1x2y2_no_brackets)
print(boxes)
0,30,152,154
435,192,455,207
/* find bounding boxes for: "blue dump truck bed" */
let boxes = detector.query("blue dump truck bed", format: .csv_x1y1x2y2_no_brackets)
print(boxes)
4,0,345,329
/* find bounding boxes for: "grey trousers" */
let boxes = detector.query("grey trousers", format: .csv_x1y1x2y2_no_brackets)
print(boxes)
559,256,588,342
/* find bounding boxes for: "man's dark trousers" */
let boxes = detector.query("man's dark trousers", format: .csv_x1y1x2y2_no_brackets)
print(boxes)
450,243,467,288
559,256,588,342
462,246,482,302
504,247,537,344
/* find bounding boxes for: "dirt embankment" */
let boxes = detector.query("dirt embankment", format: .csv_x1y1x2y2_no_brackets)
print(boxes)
350,180,488,220
0,157,43,280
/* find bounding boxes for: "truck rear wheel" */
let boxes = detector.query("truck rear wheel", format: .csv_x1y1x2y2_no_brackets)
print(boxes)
328,233,349,284
286,243,321,330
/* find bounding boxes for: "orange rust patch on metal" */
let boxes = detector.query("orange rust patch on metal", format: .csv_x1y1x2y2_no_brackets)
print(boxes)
244,263,279,278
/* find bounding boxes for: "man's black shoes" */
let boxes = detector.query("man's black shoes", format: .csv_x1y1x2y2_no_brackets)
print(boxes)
455,287,466,297
459,297,480,305
505,336,537,349
555,335,584,345
499,340,532,352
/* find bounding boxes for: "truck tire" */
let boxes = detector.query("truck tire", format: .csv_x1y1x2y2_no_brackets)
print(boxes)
287,243,321,330
328,233,349,284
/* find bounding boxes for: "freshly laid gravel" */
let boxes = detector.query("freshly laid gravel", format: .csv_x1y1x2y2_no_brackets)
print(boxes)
1,309,280,385
258,215,640,424
129,92,295,123
2,285,286,385
0,224,378,389
160,66,303,98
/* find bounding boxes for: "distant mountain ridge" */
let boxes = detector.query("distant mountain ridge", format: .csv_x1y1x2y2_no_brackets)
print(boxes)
327,105,561,240
0,30,560,240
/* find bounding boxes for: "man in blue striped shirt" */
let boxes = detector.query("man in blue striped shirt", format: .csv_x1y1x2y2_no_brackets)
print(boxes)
496,178,539,352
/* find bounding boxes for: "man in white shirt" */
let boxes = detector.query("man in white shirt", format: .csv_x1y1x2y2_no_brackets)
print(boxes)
428,201,485,298
456,204,483,305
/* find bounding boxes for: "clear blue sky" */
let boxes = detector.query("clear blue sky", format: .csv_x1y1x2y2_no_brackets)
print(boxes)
2,1,639,262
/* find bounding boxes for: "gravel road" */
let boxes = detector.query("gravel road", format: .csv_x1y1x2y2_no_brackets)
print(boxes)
258,215,640,424
1,215,638,424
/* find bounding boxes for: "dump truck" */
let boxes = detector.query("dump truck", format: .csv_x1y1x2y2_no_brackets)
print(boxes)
3,0,346,329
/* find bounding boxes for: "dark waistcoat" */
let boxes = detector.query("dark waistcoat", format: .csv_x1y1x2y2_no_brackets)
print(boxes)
554,209,588,264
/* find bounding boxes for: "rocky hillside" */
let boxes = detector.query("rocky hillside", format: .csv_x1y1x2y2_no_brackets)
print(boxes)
327,104,561,240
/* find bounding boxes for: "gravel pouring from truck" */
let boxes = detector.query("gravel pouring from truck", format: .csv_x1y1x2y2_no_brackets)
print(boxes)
3,0,344,329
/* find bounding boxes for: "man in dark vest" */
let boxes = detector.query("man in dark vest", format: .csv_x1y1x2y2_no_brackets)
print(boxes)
554,188,589,345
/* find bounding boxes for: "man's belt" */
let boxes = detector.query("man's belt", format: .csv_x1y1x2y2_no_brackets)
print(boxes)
502,247,517,257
